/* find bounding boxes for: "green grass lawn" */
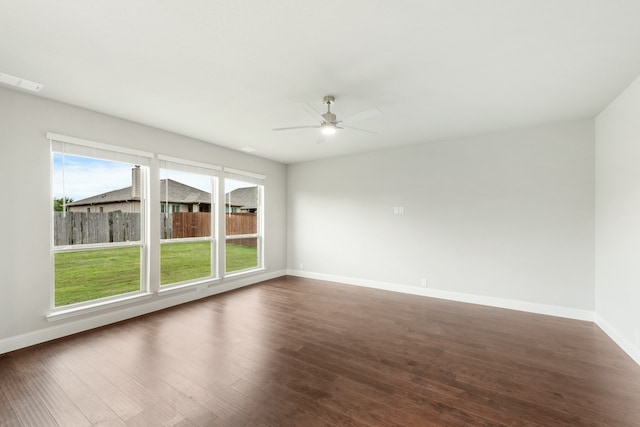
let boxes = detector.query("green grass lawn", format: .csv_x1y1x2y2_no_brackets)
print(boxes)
160,241,211,286
225,242,259,273
55,242,257,307
54,246,141,307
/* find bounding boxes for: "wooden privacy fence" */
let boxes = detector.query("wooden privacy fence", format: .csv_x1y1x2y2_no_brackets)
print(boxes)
55,211,257,246
225,213,256,234
162,212,211,239
54,211,140,245
225,213,257,248
164,212,257,241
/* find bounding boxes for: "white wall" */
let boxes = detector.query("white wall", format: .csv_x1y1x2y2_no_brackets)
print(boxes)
0,87,287,352
288,120,595,315
595,75,640,363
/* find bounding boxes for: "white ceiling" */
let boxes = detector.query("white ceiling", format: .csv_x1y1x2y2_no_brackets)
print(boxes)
2,1,640,164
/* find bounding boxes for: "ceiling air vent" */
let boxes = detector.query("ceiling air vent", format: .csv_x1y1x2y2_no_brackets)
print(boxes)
0,71,43,92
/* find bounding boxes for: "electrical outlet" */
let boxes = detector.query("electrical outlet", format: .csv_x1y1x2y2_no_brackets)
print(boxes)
420,278,428,287
299,263,304,270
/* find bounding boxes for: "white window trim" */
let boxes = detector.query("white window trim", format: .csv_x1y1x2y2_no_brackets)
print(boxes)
46,292,154,322
48,132,153,160
159,160,220,288
47,133,269,317
223,167,266,184
157,277,220,296
158,153,222,173
223,172,265,277
55,241,144,252
50,134,152,313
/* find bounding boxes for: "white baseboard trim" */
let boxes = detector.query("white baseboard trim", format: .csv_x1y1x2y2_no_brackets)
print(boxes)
0,269,286,355
286,269,595,321
595,314,640,366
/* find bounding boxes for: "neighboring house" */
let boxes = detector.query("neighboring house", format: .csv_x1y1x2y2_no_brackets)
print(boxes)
225,186,258,213
67,167,212,213
67,166,258,214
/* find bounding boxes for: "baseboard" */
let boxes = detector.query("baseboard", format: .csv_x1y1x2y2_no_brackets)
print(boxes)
595,314,640,366
286,269,594,321
0,269,287,355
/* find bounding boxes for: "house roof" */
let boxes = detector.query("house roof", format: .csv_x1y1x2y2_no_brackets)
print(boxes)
67,187,139,206
69,179,211,206
226,187,257,210
69,180,257,209
159,179,210,205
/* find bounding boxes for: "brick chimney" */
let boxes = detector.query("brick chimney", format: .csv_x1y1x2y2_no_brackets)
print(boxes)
131,166,141,198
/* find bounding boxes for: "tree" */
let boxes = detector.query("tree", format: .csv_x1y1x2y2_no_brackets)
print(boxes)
53,197,74,212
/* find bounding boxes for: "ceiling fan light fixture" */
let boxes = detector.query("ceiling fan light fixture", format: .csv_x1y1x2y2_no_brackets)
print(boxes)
321,123,337,135
273,95,377,137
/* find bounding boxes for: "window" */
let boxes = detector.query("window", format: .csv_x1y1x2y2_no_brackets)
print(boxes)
49,133,266,314
224,168,264,274
50,133,152,309
159,156,220,287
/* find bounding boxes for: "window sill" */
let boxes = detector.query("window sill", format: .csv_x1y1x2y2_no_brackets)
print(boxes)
158,277,220,296
46,292,153,322
223,267,266,280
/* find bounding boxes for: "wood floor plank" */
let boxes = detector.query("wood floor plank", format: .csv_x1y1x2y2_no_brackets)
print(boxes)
7,350,91,427
0,361,58,427
10,348,92,427
2,276,640,426
0,383,22,427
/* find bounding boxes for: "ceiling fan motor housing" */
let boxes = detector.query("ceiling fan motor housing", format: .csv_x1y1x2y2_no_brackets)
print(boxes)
322,112,337,123
322,95,337,123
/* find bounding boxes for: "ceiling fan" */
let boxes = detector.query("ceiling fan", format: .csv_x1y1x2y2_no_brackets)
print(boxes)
273,95,381,137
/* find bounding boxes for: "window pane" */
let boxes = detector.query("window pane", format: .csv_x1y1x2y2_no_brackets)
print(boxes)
160,167,215,286
160,241,212,285
160,169,212,239
224,177,260,274
52,149,146,308
53,154,142,246
224,180,258,235
226,238,258,272
54,246,141,306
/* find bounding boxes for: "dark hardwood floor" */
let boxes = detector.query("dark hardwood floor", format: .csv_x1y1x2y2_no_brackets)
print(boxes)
2,276,640,426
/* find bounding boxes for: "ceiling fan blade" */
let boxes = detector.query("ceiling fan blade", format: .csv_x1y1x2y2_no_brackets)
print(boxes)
272,125,320,131
342,107,382,124
341,124,377,135
302,103,325,122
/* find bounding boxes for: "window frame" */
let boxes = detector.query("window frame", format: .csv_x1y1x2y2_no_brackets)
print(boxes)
47,133,268,319
223,168,265,276
48,133,153,314
158,155,221,288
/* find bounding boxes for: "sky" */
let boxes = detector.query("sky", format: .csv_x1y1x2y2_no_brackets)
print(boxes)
53,154,252,201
